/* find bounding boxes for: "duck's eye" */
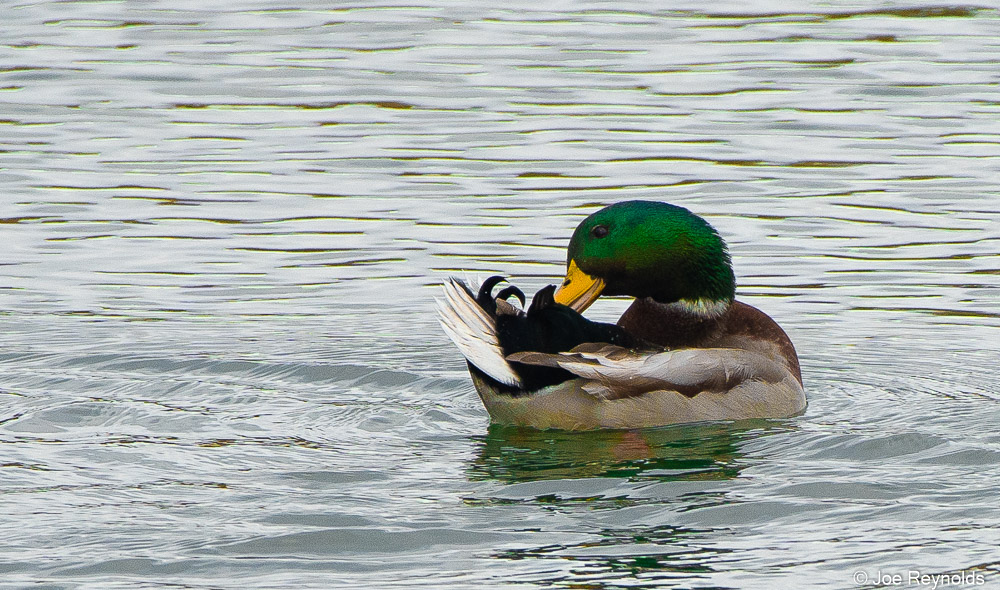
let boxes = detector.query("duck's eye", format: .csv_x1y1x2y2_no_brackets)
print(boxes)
591,224,609,238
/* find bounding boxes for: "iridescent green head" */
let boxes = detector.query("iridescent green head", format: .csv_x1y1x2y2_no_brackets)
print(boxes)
554,201,736,312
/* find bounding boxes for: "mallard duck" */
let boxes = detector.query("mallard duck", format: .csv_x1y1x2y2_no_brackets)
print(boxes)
437,200,805,430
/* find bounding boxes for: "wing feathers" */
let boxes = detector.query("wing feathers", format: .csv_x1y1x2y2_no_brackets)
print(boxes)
507,345,786,400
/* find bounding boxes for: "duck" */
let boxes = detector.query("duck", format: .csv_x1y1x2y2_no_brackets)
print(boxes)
437,200,805,430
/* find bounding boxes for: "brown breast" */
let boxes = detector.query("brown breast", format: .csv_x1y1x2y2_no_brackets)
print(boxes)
617,298,802,385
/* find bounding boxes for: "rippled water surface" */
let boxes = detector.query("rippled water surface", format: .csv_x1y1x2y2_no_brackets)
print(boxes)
2,1,999,588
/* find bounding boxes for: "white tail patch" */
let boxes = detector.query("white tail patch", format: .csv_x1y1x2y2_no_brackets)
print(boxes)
436,278,523,388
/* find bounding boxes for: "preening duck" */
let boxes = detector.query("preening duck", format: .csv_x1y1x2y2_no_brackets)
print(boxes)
437,200,805,430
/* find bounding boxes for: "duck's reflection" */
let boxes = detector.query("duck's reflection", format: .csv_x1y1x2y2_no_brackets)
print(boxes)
468,421,796,589
468,420,793,483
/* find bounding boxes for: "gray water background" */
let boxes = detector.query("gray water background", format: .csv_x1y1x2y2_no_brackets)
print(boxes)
1,1,999,588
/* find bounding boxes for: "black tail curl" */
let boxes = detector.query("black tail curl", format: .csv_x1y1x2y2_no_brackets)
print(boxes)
470,275,643,394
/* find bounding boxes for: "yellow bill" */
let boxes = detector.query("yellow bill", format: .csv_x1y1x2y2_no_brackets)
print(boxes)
553,259,605,313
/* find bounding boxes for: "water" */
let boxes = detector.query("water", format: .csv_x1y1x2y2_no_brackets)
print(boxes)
2,1,999,588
